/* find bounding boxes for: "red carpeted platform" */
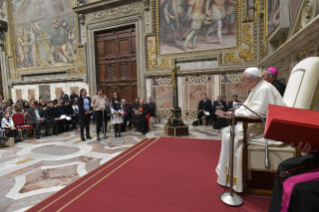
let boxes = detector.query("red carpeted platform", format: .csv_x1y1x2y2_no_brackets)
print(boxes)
27,137,270,212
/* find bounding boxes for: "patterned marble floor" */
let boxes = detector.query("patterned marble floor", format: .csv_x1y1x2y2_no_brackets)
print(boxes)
0,124,221,212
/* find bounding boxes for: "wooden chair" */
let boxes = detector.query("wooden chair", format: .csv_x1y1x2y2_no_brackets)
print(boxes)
238,57,319,196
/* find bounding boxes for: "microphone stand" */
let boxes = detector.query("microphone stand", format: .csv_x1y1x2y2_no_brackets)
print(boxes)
220,106,243,206
220,103,270,206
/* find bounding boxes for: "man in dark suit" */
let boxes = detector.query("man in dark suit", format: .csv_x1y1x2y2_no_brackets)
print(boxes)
70,90,79,100
27,101,51,139
213,95,228,123
228,94,241,110
121,99,132,132
132,97,140,110
262,67,286,96
44,101,58,135
197,93,213,126
147,97,156,117
60,90,70,102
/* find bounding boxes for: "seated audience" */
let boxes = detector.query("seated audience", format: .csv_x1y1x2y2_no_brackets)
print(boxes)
65,100,78,130
39,98,47,108
13,104,25,116
53,99,58,106
52,102,64,133
56,101,69,131
132,97,140,110
197,93,213,126
70,90,79,100
23,101,30,110
262,67,286,97
28,101,50,139
122,98,132,132
132,98,149,135
5,105,13,115
147,97,156,117
1,111,21,142
269,142,319,212
72,99,79,118
213,95,227,123
227,94,241,110
44,101,59,135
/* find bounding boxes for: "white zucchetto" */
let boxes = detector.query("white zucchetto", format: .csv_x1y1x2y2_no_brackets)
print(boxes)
244,67,262,77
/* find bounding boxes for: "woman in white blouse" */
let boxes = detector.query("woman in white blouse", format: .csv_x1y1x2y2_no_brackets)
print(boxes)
1,111,21,142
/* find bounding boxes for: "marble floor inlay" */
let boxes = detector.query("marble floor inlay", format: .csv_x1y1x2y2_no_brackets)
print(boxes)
0,124,221,212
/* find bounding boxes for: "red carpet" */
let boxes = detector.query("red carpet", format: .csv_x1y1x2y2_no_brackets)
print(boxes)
27,137,270,212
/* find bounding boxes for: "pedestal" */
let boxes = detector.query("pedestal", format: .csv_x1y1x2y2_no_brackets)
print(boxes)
164,123,189,137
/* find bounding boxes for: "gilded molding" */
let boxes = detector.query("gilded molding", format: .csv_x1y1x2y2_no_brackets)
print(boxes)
86,2,144,24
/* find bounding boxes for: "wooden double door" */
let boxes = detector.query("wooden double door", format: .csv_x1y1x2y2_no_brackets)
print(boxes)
96,25,137,105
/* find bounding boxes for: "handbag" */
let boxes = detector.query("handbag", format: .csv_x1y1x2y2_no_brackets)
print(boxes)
2,137,15,147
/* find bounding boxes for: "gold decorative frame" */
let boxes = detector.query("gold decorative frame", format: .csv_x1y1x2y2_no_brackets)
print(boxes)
265,0,280,38
153,0,242,58
5,0,84,76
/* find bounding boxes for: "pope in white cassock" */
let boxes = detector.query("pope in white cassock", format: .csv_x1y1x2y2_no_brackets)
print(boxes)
216,67,286,192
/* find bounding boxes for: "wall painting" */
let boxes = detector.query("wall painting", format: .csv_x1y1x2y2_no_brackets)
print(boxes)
158,0,237,55
268,0,280,35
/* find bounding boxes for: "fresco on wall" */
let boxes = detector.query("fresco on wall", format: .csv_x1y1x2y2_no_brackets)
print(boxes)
39,85,51,100
12,0,77,70
0,0,4,10
158,0,237,55
290,0,301,26
268,0,280,35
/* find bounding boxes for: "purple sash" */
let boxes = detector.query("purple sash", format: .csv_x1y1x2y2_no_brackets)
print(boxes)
281,167,319,212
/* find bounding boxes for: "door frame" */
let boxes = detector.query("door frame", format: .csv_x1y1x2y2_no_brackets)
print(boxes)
87,14,145,99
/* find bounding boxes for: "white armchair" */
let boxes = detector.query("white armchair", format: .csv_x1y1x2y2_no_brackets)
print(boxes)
240,57,319,196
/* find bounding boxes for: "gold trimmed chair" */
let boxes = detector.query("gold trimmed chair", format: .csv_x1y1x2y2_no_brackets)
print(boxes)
237,57,319,196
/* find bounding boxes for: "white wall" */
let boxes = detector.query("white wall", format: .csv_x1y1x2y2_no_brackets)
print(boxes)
11,82,89,102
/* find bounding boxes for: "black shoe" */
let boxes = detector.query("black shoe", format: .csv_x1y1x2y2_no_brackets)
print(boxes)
36,135,41,139
86,135,92,139
53,132,58,135
15,137,21,142
81,135,86,141
45,133,52,136
97,134,100,140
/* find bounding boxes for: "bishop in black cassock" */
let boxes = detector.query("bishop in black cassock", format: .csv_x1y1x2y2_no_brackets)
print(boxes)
269,142,319,212
132,98,149,135
262,67,286,97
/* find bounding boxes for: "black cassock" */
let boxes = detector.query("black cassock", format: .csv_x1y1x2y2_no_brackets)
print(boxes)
272,80,286,97
122,104,132,132
132,105,149,134
269,152,319,212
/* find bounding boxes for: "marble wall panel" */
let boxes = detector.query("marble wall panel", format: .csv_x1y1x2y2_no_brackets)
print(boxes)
55,88,63,100
155,86,172,109
28,89,35,101
39,85,51,101
188,85,209,109
226,83,248,104
15,89,22,100
70,87,79,96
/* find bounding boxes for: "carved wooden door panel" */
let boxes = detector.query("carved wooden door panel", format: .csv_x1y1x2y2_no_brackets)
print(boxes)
96,26,137,106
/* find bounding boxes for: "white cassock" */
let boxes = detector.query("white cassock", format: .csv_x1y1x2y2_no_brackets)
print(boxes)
216,80,286,192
